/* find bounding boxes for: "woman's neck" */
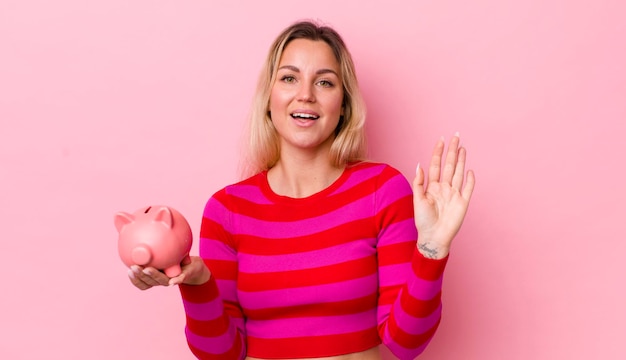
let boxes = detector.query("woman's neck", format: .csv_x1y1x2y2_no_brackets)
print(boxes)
267,154,344,198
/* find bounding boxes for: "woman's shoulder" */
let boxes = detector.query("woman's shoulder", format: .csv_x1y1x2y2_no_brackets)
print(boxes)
347,161,413,197
346,160,406,179
209,171,267,201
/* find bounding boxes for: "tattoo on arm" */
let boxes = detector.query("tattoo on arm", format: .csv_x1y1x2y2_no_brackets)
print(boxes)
418,242,439,259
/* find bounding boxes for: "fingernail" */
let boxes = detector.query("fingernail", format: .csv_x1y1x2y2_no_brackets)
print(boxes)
128,269,135,279
131,265,140,274
142,269,151,276
454,131,460,138
415,163,421,174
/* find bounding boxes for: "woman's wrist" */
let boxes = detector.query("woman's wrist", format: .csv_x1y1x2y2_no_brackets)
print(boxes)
170,258,211,286
417,241,450,260
184,264,211,286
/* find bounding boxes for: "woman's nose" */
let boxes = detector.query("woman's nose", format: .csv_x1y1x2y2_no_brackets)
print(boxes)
296,83,315,102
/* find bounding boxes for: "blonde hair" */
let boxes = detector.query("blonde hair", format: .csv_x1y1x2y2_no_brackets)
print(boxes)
242,20,367,177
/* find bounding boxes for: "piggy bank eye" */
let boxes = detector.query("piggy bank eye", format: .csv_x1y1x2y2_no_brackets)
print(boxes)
144,206,152,213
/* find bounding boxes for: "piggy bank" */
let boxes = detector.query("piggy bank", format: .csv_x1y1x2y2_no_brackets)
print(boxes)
114,205,192,277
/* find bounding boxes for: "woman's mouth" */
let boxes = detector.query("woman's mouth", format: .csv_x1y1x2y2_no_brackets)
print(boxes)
291,112,320,120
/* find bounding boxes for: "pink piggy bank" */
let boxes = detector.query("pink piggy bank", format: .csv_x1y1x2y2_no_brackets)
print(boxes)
114,205,192,277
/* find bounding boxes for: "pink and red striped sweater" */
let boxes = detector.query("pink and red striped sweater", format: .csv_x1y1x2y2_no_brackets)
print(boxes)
179,162,448,359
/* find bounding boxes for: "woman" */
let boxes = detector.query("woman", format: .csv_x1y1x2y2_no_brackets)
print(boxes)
128,20,475,360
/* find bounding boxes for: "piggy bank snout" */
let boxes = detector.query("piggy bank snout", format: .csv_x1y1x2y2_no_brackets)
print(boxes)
131,245,152,265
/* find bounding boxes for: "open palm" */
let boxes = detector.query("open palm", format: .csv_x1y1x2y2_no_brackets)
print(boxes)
412,134,475,259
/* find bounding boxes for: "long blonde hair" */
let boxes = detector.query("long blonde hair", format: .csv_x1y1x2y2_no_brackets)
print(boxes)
242,20,367,177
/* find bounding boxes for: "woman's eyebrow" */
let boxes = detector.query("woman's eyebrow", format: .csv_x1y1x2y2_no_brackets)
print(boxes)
316,68,339,76
278,65,339,77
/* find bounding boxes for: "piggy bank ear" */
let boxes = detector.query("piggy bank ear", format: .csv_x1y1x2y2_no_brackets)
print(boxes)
114,212,135,232
152,206,173,229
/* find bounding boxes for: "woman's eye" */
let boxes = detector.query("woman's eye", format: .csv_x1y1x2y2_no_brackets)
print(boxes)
318,80,334,87
281,76,296,83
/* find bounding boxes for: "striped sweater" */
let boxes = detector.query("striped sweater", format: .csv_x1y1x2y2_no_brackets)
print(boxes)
179,162,448,359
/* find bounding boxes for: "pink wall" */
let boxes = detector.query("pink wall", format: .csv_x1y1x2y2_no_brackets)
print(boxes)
2,0,625,359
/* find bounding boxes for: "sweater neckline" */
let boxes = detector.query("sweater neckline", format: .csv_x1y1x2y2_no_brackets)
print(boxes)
258,165,355,205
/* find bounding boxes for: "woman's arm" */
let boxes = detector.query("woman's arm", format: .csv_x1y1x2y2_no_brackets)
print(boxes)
375,134,474,359
373,166,446,359
178,193,247,359
128,193,247,360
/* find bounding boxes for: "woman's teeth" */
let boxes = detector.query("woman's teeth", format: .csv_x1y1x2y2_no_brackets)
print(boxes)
291,113,319,120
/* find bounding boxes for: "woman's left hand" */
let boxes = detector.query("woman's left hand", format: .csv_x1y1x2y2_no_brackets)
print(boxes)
412,133,475,259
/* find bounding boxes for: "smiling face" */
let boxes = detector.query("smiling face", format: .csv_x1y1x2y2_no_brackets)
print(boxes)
269,38,344,157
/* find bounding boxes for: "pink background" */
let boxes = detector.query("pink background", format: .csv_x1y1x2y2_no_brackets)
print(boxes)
2,0,625,359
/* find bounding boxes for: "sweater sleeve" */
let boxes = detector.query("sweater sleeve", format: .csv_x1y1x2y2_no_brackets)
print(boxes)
374,166,448,359
178,191,246,360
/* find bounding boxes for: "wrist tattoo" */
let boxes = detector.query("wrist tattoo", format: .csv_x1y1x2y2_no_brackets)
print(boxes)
418,243,439,259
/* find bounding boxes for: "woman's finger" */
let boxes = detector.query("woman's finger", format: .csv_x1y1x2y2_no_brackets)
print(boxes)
428,137,445,185
451,146,467,190
169,272,187,286
140,267,171,287
462,169,476,201
129,265,169,287
132,266,160,287
412,163,426,202
441,133,460,185
128,267,153,290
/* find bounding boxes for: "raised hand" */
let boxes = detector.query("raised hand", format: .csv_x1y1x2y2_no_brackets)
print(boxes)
412,133,475,259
